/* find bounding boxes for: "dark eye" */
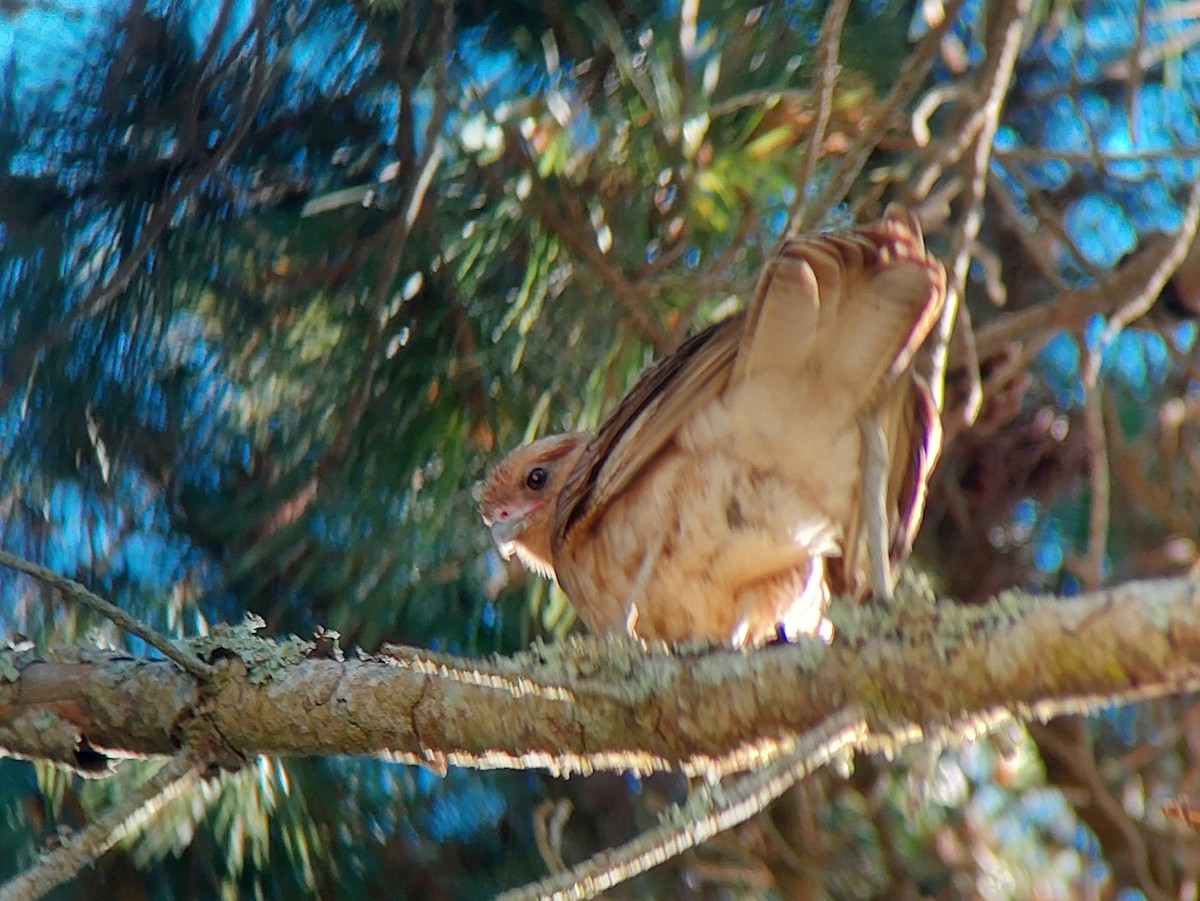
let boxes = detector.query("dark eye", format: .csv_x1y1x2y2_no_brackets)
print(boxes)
526,467,548,490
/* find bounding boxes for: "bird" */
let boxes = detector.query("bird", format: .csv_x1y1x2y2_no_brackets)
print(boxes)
478,206,947,647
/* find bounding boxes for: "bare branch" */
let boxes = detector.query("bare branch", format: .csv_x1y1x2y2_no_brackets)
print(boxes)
0,549,212,680
1090,178,1200,380
1072,179,1200,594
787,0,851,234
928,0,1027,419
996,145,1200,164
1107,19,1200,80
1078,380,1112,591
497,710,867,901
961,224,1200,369
798,0,968,230
1124,0,1149,140
985,168,1071,291
1030,719,1174,901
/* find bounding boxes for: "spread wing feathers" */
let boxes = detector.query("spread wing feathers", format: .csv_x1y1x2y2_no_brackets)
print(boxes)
730,204,947,412
554,205,947,563
554,317,742,544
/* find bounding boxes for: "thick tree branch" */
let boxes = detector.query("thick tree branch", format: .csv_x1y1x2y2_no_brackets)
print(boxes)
2,578,1200,778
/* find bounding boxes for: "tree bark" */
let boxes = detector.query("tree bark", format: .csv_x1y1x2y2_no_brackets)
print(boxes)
2,577,1199,779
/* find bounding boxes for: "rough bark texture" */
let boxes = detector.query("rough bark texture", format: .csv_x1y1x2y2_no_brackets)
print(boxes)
2,577,1199,778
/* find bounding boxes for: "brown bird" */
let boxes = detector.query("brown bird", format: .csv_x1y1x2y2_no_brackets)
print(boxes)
479,206,947,647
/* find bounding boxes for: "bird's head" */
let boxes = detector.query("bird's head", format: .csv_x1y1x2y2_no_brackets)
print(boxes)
477,432,590,578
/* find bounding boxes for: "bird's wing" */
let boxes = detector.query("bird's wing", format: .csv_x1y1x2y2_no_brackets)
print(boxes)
754,207,940,599
553,316,742,547
730,205,946,411
553,206,946,575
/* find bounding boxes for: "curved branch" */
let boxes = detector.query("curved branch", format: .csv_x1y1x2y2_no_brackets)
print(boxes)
497,709,867,901
0,549,212,680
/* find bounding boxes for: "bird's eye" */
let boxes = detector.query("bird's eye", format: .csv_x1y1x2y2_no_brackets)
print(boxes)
526,467,548,490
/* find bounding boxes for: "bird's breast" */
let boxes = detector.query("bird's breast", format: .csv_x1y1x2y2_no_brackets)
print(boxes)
555,390,857,645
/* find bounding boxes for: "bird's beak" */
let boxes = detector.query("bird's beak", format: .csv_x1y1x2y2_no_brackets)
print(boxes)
484,499,548,560
488,516,522,560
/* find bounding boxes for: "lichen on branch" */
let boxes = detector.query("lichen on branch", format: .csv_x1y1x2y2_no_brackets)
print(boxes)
1,577,1198,782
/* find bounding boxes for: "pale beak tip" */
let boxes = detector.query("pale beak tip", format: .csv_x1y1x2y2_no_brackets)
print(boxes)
487,518,520,560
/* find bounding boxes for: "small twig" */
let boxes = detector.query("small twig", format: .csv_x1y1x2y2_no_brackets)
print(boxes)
1004,160,1110,281
1074,180,1200,592
1029,720,1172,901
492,128,670,351
968,239,1007,306
985,169,1071,291
1125,0,1148,140
183,0,264,151
665,198,755,345
0,756,205,901
533,798,573,873
682,857,774,889
708,88,823,120
798,0,967,230
911,85,986,198
997,144,1200,164
945,306,984,432
1078,375,1112,591
496,709,867,901
579,4,667,129
910,84,971,149
461,66,671,352
928,0,1027,419
1116,701,1200,775
1088,178,1200,380
1107,19,1200,80
788,0,851,234
1065,76,1114,178
0,548,213,679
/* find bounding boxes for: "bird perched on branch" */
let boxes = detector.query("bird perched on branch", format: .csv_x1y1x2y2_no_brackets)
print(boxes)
479,206,947,647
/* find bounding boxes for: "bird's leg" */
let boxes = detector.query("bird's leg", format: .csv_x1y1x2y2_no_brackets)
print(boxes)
858,411,894,603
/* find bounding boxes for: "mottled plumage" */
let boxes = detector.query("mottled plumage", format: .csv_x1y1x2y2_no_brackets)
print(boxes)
479,206,947,646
